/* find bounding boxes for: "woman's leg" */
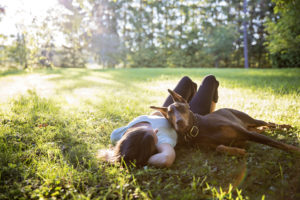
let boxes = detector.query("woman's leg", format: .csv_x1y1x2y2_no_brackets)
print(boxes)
162,76,197,107
189,75,219,115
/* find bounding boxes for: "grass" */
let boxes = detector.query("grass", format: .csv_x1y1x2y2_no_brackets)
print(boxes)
0,67,299,199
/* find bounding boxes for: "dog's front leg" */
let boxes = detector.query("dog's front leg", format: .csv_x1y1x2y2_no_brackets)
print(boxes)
216,145,246,157
249,122,292,133
247,127,265,133
266,122,292,130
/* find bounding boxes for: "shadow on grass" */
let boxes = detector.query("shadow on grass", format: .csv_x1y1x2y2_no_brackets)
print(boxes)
1,68,300,199
0,69,27,77
35,68,300,199
43,68,144,93
47,68,300,95
1,68,298,96
0,91,120,199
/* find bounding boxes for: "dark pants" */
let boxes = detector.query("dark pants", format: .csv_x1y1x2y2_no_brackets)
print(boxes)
162,75,219,115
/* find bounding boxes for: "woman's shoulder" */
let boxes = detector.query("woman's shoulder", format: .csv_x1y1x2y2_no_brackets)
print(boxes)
129,115,164,124
133,115,164,119
110,126,128,145
110,115,168,145
110,115,151,143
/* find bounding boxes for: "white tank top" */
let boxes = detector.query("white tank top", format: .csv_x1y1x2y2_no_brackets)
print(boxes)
110,115,177,147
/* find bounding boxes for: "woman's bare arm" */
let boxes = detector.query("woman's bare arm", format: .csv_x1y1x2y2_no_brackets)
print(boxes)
147,143,175,167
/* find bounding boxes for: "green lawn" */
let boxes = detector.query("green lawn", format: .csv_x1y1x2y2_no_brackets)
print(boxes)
0,68,299,199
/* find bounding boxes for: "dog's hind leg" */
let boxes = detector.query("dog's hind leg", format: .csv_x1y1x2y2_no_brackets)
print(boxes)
234,126,300,153
227,108,268,127
227,109,292,131
216,145,246,157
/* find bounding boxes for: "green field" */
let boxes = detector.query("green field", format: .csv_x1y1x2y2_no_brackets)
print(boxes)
0,68,299,199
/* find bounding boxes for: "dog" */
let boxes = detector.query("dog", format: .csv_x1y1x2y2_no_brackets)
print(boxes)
150,89,300,156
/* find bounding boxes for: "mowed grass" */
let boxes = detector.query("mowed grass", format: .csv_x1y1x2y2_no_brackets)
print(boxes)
0,68,299,200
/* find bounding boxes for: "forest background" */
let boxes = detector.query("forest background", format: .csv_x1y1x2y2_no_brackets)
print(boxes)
0,0,300,70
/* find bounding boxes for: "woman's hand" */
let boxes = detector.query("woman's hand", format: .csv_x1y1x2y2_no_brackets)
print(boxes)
147,143,175,167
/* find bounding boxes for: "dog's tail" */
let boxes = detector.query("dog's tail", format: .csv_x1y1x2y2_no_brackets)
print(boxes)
240,128,300,153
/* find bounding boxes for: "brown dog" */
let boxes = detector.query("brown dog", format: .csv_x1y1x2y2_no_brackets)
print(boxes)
150,89,300,156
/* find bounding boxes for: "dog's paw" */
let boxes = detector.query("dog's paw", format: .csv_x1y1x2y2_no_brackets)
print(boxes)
278,124,292,130
267,122,292,131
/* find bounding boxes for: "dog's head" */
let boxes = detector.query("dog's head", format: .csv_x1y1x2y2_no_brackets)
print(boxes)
150,89,193,134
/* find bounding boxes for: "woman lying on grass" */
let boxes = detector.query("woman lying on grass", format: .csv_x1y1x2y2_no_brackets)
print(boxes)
98,75,219,167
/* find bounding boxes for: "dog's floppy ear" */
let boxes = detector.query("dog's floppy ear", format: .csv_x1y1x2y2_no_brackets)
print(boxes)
168,89,187,103
150,106,168,119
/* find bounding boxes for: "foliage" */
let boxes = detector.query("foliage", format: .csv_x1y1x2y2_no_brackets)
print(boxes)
265,0,300,68
107,0,277,68
204,25,238,68
0,8,56,70
7,34,28,69
1,0,293,69
0,68,299,199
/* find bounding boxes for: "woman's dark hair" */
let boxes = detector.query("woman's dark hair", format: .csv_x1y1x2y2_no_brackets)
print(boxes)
113,127,158,167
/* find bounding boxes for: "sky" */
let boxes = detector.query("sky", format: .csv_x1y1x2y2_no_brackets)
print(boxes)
0,0,59,36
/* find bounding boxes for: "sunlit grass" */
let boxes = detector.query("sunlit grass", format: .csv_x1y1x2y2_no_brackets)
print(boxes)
0,68,299,199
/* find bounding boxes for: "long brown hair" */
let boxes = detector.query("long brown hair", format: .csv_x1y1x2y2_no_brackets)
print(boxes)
98,127,157,167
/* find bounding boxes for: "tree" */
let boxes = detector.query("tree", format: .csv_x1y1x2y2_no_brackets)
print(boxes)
265,0,300,67
0,6,6,67
0,6,4,20
56,0,90,68
205,25,237,68
243,0,249,68
8,33,28,69
2,0,293,69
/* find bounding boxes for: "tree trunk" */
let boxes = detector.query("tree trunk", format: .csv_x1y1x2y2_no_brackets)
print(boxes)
243,0,249,68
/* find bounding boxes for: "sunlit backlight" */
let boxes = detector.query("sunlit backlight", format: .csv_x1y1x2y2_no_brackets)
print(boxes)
0,74,57,103
0,0,60,43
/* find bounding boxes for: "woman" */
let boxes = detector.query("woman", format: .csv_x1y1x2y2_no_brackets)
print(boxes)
99,75,219,167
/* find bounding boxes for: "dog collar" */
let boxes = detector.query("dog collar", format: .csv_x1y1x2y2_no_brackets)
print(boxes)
189,125,199,137
184,114,199,142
